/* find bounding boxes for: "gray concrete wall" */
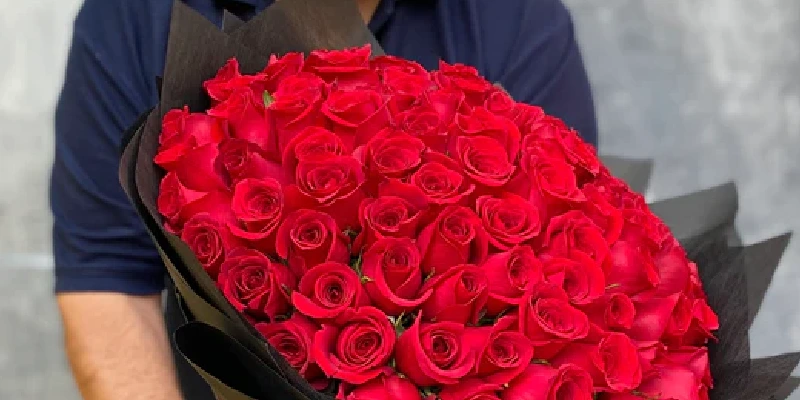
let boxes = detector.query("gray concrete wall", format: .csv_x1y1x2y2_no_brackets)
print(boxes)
0,0,798,399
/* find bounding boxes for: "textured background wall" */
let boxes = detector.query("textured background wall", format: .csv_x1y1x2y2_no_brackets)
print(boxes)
0,0,798,399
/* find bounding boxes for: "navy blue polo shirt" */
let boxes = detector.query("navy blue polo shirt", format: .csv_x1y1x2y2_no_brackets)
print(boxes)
51,0,597,294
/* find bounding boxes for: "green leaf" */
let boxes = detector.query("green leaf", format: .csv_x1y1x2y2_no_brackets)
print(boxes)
262,91,275,107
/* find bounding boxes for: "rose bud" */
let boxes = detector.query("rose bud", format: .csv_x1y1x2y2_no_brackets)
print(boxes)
605,365,705,400
484,87,518,120
381,69,433,115
155,106,226,170
343,372,422,400
551,333,643,392
682,298,719,346
303,45,377,88
180,212,241,278
284,154,366,229
475,193,542,251
542,252,605,305
356,180,429,249
203,58,257,103
463,316,534,384
217,248,296,320
281,126,345,180
173,143,229,192
417,205,489,276
291,261,370,321
356,129,426,180
420,264,489,325
410,153,476,207
227,178,284,252
541,210,609,266
219,138,283,185
361,237,432,316
321,89,390,151
578,292,636,331
268,72,328,150
254,314,327,389
439,378,502,400
501,364,593,400
520,155,586,210
483,246,543,316
313,307,395,385
454,135,516,188
275,209,350,277
629,293,691,342
395,314,476,386
518,296,590,358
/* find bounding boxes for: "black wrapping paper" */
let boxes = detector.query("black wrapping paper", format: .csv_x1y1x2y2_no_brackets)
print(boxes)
117,2,799,398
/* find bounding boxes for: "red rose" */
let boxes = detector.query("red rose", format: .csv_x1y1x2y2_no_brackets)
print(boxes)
650,240,692,297
656,346,712,388
219,138,283,185
321,89,390,150
439,378,502,400
284,154,366,229
629,293,692,342
207,88,271,153
217,247,295,320
361,237,432,316
269,72,328,152
605,237,660,296
255,314,327,389
454,136,516,188
541,210,609,265
464,316,534,384
173,143,229,192
381,69,433,114
513,104,546,134
420,264,489,324
203,58,256,103
396,89,465,153
292,261,370,320
432,61,492,106
370,55,428,77
417,205,489,276
476,193,542,251
313,307,395,384
155,107,226,169
518,296,589,357
395,315,476,386
281,126,345,180
580,183,624,244
257,52,304,94
579,292,636,331
542,253,605,305
502,363,593,400
227,178,284,252
356,180,429,249
551,333,642,392
519,155,586,210
410,153,476,206
303,45,378,88
683,298,718,345
449,107,521,161
484,87,519,120
181,212,241,277
157,171,204,228
483,246,543,316
275,209,350,276
605,365,704,400
356,129,426,180
344,373,422,400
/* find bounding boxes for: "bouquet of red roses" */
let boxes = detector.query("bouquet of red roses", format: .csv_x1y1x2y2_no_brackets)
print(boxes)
119,1,799,400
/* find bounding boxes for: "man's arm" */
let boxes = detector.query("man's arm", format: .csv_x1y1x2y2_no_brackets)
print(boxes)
50,1,181,399
57,294,182,400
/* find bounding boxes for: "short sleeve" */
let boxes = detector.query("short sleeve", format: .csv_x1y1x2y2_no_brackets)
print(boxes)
50,0,165,294
495,0,598,147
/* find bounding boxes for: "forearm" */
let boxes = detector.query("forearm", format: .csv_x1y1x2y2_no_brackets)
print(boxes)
57,293,183,400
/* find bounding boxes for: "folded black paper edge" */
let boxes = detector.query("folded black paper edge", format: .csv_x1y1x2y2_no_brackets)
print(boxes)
222,10,245,33
740,233,793,328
